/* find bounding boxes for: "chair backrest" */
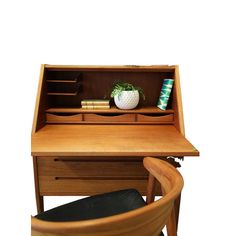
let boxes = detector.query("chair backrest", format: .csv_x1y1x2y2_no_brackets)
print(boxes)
31,157,184,236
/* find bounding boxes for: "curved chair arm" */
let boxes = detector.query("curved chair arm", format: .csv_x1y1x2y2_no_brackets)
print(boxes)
144,157,184,236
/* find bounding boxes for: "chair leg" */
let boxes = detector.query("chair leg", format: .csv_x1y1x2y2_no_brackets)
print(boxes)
174,194,181,231
166,207,177,236
146,173,156,204
166,193,181,236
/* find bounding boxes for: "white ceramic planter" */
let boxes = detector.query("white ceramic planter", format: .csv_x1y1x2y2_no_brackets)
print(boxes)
114,90,140,109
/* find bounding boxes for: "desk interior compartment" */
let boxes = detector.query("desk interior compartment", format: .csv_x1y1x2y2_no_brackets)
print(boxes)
46,113,83,123
83,113,136,123
46,71,82,96
137,113,174,123
33,66,178,132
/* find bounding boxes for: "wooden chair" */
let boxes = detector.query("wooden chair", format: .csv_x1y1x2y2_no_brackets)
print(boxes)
31,157,184,236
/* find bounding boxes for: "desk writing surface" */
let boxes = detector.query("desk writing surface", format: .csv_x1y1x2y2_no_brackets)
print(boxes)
31,125,199,157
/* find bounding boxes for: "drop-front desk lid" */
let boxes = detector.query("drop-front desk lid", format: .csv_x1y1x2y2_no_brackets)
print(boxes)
31,125,199,157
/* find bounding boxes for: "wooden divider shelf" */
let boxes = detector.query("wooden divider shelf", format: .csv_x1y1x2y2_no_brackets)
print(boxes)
45,106,174,114
46,72,82,96
47,92,78,96
47,79,78,83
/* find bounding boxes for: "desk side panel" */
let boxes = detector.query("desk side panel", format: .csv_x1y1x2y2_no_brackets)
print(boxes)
173,65,185,136
32,64,47,134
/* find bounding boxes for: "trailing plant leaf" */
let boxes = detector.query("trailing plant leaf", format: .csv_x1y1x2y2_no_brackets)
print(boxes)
111,82,145,100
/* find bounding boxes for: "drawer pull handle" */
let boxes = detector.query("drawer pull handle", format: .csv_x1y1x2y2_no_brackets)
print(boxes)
54,158,81,162
55,176,147,180
54,158,142,163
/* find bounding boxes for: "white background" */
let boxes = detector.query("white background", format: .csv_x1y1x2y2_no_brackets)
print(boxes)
0,0,235,235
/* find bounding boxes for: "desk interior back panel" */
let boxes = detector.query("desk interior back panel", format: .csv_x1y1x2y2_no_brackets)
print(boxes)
46,70,174,108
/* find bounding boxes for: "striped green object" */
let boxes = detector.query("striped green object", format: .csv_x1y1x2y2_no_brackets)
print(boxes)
157,79,174,110
81,99,110,106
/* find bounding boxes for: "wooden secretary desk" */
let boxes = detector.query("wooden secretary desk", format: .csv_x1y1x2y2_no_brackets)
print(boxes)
31,65,199,229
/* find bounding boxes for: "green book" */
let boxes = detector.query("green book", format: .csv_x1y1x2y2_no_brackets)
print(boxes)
157,79,174,110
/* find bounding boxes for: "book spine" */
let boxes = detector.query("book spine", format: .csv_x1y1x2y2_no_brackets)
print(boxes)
82,105,110,109
81,101,110,106
157,79,174,110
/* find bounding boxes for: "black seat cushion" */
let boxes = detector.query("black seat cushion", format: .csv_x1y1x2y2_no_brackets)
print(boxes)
35,188,164,236
36,189,146,222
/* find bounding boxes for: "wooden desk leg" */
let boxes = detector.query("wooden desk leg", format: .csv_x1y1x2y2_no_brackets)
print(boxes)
33,156,44,213
36,195,44,213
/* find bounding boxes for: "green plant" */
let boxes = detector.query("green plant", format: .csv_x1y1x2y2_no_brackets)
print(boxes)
110,82,145,100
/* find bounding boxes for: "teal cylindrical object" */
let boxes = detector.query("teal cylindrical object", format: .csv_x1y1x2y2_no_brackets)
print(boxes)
157,79,174,110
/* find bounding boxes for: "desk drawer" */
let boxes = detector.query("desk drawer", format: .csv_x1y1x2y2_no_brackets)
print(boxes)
83,113,136,123
136,114,174,123
46,113,83,123
37,157,147,177
39,177,150,195
37,157,160,196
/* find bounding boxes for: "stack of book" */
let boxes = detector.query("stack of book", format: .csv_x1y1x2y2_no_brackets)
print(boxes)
81,99,110,109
